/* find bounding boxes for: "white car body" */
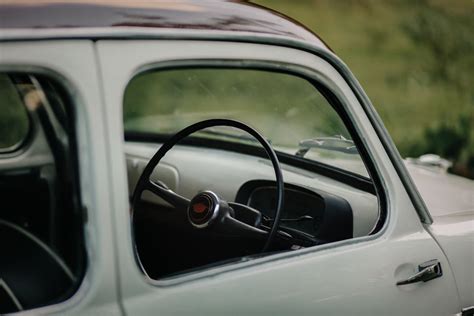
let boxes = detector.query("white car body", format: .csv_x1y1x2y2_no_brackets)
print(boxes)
0,1,472,315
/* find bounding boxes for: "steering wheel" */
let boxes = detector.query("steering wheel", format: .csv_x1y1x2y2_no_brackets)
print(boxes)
131,119,284,252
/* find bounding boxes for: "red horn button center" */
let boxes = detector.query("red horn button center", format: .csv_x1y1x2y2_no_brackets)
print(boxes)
193,202,208,214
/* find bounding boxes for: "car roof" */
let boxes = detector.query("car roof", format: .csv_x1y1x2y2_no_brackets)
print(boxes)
0,0,330,50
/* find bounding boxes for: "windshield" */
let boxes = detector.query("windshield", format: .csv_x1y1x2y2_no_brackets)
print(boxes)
124,68,369,178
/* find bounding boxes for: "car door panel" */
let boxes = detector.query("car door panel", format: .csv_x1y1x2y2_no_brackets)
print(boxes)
98,40,460,315
124,228,458,316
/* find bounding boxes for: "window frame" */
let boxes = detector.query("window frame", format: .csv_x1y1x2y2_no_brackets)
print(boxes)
0,69,89,312
122,58,388,284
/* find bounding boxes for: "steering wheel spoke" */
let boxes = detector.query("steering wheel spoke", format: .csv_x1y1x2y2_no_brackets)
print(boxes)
146,180,189,210
228,202,262,227
218,213,267,239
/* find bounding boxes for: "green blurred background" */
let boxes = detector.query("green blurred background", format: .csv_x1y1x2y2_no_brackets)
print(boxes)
1,0,472,179
253,0,474,178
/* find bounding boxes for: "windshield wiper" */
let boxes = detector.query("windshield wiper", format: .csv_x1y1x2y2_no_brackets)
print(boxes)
295,135,358,157
198,127,271,144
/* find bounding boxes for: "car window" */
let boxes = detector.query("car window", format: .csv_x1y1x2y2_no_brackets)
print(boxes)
122,66,380,281
124,68,369,177
0,74,30,151
0,74,86,313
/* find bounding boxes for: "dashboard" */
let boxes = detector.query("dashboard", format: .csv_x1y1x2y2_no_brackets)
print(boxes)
125,142,379,238
235,180,353,242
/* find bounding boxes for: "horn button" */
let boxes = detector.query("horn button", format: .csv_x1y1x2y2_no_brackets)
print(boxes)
188,191,220,228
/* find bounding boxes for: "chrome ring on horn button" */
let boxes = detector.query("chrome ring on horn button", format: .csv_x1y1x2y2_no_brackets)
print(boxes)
187,191,220,228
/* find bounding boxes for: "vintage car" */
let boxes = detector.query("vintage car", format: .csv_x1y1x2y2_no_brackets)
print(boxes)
0,1,473,315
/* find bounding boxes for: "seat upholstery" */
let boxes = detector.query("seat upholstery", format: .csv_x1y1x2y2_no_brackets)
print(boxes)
0,220,74,313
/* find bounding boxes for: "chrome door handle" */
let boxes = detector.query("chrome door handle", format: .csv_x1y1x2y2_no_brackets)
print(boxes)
396,259,443,286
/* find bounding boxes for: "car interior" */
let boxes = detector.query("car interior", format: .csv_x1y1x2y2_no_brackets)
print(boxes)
0,74,85,313
123,68,382,280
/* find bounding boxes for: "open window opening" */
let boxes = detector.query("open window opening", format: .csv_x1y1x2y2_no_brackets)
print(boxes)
123,66,384,280
0,73,86,313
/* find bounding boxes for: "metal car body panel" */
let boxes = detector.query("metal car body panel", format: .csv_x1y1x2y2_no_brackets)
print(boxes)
0,14,433,227
406,163,474,218
407,163,474,308
430,212,474,309
0,0,472,314
96,39,461,315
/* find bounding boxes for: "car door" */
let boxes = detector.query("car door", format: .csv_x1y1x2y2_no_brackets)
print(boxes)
0,40,122,315
98,39,461,315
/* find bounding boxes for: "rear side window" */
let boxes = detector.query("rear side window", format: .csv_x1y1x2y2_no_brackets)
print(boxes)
0,74,86,313
0,75,30,151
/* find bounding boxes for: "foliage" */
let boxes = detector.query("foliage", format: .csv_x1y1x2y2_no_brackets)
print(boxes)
253,0,474,178
401,0,474,177
124,69,350,147
0,0,472,178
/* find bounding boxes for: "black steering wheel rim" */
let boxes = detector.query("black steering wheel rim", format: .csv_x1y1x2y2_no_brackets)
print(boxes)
131,118,284,252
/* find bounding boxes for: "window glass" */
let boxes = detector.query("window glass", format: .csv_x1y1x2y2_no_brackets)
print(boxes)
0,75,29,151
124,68,368,177
124,67,379,280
